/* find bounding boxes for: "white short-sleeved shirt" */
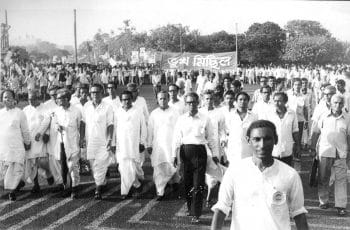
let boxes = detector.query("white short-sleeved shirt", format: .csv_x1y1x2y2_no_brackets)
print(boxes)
315,112,350,158
212,158,307,230
287,90,308,122
169,100,186,115
83,101,114,160
267,109,299,158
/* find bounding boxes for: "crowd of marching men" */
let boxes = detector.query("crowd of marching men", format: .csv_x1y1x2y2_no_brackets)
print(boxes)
0,64,350,226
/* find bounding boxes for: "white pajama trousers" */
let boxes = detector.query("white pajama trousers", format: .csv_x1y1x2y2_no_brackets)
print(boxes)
0,161,24,190
90,155,110,187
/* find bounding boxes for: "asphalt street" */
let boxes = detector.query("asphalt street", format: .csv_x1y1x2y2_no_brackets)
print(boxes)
0,84,349,230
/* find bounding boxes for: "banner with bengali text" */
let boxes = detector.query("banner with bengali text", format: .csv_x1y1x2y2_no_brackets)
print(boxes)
161,52,237,70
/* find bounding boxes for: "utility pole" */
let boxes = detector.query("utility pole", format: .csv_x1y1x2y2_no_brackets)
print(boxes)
179,24,183,53
74,9,78,66
235,23,238,73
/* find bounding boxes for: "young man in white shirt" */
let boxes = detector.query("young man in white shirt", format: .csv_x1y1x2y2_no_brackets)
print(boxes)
268,92,300,166
225,92,258,164
168,84,186,114
147,91,181,200
83,84,114,200
115,91,147,199
251,85,273,120
211,120,308,230
310,94,349,216
127,83,149,123
172,92,219,223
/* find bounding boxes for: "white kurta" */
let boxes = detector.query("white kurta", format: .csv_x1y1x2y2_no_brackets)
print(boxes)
115,106,147,161
115,106,147,195
23,104,50,158
43,99,59,156
0,108,31,164
83,101,114,160
52,105,82,159
169,100,186,115
133,96,149,123
103,96,121,148
147,107,180,166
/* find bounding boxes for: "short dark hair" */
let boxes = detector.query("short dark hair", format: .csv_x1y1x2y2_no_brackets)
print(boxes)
184,92,199,102
246,119,278,144
120,90,133,100
224,89,235,97
203,89,214,96
232,80,242,88
168,84,179,91
56,88,72,101
90,83,103,92
260,85,272,93
157,90,169,98
276,78,285,85
292,78,302,84
235,91,250,101
273,92,288,103
223,76,232,82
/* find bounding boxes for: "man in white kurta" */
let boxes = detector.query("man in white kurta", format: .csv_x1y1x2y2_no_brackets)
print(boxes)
83,84,114,199
115,91,147,199
147,91,180,199
52,89,83,198
251,85,273,120
0,90,31,200
168,84,186,114
23,90,53,192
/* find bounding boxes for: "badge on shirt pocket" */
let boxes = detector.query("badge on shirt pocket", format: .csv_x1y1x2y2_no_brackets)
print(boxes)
270,190,288,216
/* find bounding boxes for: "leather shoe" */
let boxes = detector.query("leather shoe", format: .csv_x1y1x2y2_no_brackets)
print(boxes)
8,192,16,201
319,203,329,209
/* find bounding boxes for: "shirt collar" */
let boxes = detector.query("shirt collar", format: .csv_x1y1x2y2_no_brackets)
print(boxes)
326,111,345,119
187,111,200,118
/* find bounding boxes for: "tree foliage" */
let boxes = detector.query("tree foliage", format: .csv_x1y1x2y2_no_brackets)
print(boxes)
285,20,330,38
242,22,286,63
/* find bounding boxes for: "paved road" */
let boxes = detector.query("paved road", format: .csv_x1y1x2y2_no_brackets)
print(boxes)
0,84,349,230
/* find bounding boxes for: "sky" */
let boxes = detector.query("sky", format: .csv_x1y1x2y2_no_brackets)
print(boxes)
1,0,350,47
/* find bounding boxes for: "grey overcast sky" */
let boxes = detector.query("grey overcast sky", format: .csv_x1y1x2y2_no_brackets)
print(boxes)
1,0,350,47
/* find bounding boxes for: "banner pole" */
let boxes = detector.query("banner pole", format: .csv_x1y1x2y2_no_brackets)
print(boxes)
74,9,78,66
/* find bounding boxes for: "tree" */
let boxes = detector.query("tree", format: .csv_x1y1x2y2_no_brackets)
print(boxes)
242,22,286,63
10,46,30,63
285,20,330,38
283,36,344,64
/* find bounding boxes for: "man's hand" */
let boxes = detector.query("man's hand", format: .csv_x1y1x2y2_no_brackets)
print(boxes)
42,134,50,143
212,156,219,165
139,144,145,153
34,133,41,142
173,157,178,168
147,147,152,155
57,125,64,133
106,140,112,152
111,146,116,154
24,143,31,151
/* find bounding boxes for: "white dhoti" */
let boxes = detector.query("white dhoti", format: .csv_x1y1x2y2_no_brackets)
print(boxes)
153,162,178,196
24,157,52,184
0,161,24,190
89,153,110,187
119,158,144,195
54,154,81,187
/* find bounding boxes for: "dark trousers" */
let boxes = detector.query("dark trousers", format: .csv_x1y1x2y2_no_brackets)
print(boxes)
273,155,293,167
180,144,207,217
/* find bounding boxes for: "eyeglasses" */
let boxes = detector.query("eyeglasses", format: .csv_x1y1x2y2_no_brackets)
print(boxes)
186,101,197,105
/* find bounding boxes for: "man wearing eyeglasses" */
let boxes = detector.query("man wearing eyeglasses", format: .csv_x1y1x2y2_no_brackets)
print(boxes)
172,92,219,223
83,84,114,200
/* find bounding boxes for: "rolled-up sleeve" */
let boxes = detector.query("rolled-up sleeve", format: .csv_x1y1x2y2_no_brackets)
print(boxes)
211,167,234,217
288,171,308,218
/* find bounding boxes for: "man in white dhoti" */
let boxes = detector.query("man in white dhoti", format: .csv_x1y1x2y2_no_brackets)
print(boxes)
127,83,149,122
147,91,181,200
83,84,114,200
52,88,84,198
0,90,31,200
23,90,54,193
115,91,147,199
